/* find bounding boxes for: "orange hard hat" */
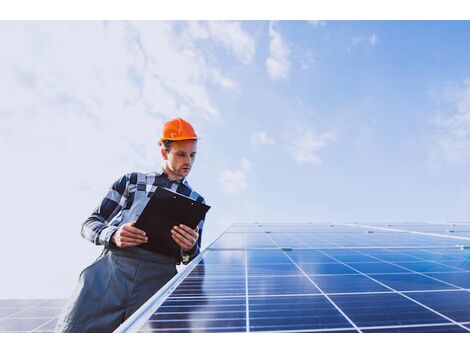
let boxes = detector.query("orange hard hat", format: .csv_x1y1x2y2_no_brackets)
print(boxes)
159,117,198,143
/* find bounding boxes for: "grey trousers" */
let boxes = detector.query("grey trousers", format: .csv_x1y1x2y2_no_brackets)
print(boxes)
56,249,177,333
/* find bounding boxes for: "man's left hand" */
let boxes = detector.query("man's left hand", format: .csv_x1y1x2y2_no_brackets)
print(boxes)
171,224,199,252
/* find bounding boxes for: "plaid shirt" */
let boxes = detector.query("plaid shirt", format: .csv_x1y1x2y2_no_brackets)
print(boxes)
81,170,205,262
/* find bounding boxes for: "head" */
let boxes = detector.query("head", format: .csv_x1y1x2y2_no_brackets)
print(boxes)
158,117,198,180
160,139,197,180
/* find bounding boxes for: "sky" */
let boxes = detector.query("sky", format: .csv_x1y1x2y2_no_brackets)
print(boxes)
1,20,470,299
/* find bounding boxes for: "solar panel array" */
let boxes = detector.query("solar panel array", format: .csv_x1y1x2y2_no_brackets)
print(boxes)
0,299,66,332
116,222,470,333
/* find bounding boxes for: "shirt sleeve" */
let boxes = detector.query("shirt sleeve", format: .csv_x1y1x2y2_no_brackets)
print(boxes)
80,174,130,248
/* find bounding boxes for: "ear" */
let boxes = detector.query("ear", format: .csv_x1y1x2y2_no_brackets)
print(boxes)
160,146,169,161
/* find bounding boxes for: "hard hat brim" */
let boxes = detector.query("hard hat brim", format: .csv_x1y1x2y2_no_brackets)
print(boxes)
158,137,200,143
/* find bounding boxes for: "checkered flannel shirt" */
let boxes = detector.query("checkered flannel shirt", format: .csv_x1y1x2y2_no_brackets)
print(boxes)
80,170,205,263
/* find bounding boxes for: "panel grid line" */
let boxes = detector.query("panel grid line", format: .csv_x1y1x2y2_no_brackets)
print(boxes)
117,222,470,333
287,230,470,332
354,248,470,291
316,248,470,332
265,233,362,333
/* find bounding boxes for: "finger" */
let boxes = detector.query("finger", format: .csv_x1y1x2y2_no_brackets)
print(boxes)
121,230,148,241
120,237,148,246
124,224,147,236
120,237,148,245
172,229,196,246
171,234,185,249
173,225,197,240
171,234,191,251
179,224,194,233
171,230,193,248
119,241,140,248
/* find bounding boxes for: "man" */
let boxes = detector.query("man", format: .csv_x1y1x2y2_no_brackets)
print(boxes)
56,117,205,333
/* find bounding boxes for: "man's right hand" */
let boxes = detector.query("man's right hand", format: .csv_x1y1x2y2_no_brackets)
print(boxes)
111,221,148,248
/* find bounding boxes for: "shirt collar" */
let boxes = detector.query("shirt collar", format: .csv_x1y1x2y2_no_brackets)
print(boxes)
160,168,186,184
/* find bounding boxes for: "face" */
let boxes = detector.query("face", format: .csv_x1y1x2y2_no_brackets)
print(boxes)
161,140,197,180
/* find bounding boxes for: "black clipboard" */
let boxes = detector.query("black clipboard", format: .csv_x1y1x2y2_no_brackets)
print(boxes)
134,187,210,258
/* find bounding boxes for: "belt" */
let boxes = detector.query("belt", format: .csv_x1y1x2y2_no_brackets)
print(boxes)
108,246,179,265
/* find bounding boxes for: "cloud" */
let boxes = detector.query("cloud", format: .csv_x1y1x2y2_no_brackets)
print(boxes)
429,79,470,163
308,21,326,28
185,21,256,65
300,50,316,70
211,68,236,90
251,131,275,145
266,22,290,81
219,158,251,194
287,128,336,165
0,22,258,297
369,33,379,45
349,33,379,50
0,21,252,171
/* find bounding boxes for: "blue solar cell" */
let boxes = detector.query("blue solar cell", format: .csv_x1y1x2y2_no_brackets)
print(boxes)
248,295,354,332
309,274,391,293
172,276,245,297
121,223,470,333
426,272,470,288
197,252,244,265
331,293,449,328
247,263,302,276
298,263,358,275
396,251,468,262
247,252,292,264
369,273,457,291
439,260,470,270
363,325,468,332
141,297,246,332
320,251,382,263
248,276,320,295
189,265,244,277
406,291,470,324
347,262,411,274
396,261,466,273
286,250,338,263
360,252,426,262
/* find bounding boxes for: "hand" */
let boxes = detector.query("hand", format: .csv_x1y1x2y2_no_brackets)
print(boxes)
112,221,148,248
171,224,199,252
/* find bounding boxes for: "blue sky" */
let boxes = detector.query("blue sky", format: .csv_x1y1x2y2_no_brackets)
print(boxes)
1,21,470,298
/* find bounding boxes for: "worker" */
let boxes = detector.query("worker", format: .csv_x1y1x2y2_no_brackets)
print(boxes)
56,117,206,333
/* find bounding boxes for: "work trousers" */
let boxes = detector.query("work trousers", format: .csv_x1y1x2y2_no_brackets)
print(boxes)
56,248,177,333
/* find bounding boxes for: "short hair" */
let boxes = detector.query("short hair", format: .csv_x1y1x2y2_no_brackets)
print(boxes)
161,140,172,153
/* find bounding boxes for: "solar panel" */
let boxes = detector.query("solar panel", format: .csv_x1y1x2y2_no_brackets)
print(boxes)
115,222,470,333
0,299,66,332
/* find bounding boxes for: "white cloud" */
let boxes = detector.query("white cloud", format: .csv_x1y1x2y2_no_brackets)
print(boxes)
349,33,379,50
219,158,251,194
266,22,290,81
369,33,379,45
251,131,275,145
0,21,254,298
308,21,326,27
430,79,470,162
300,50,316,70
185,21,256,65
211,68,236,90
287,129,336,165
